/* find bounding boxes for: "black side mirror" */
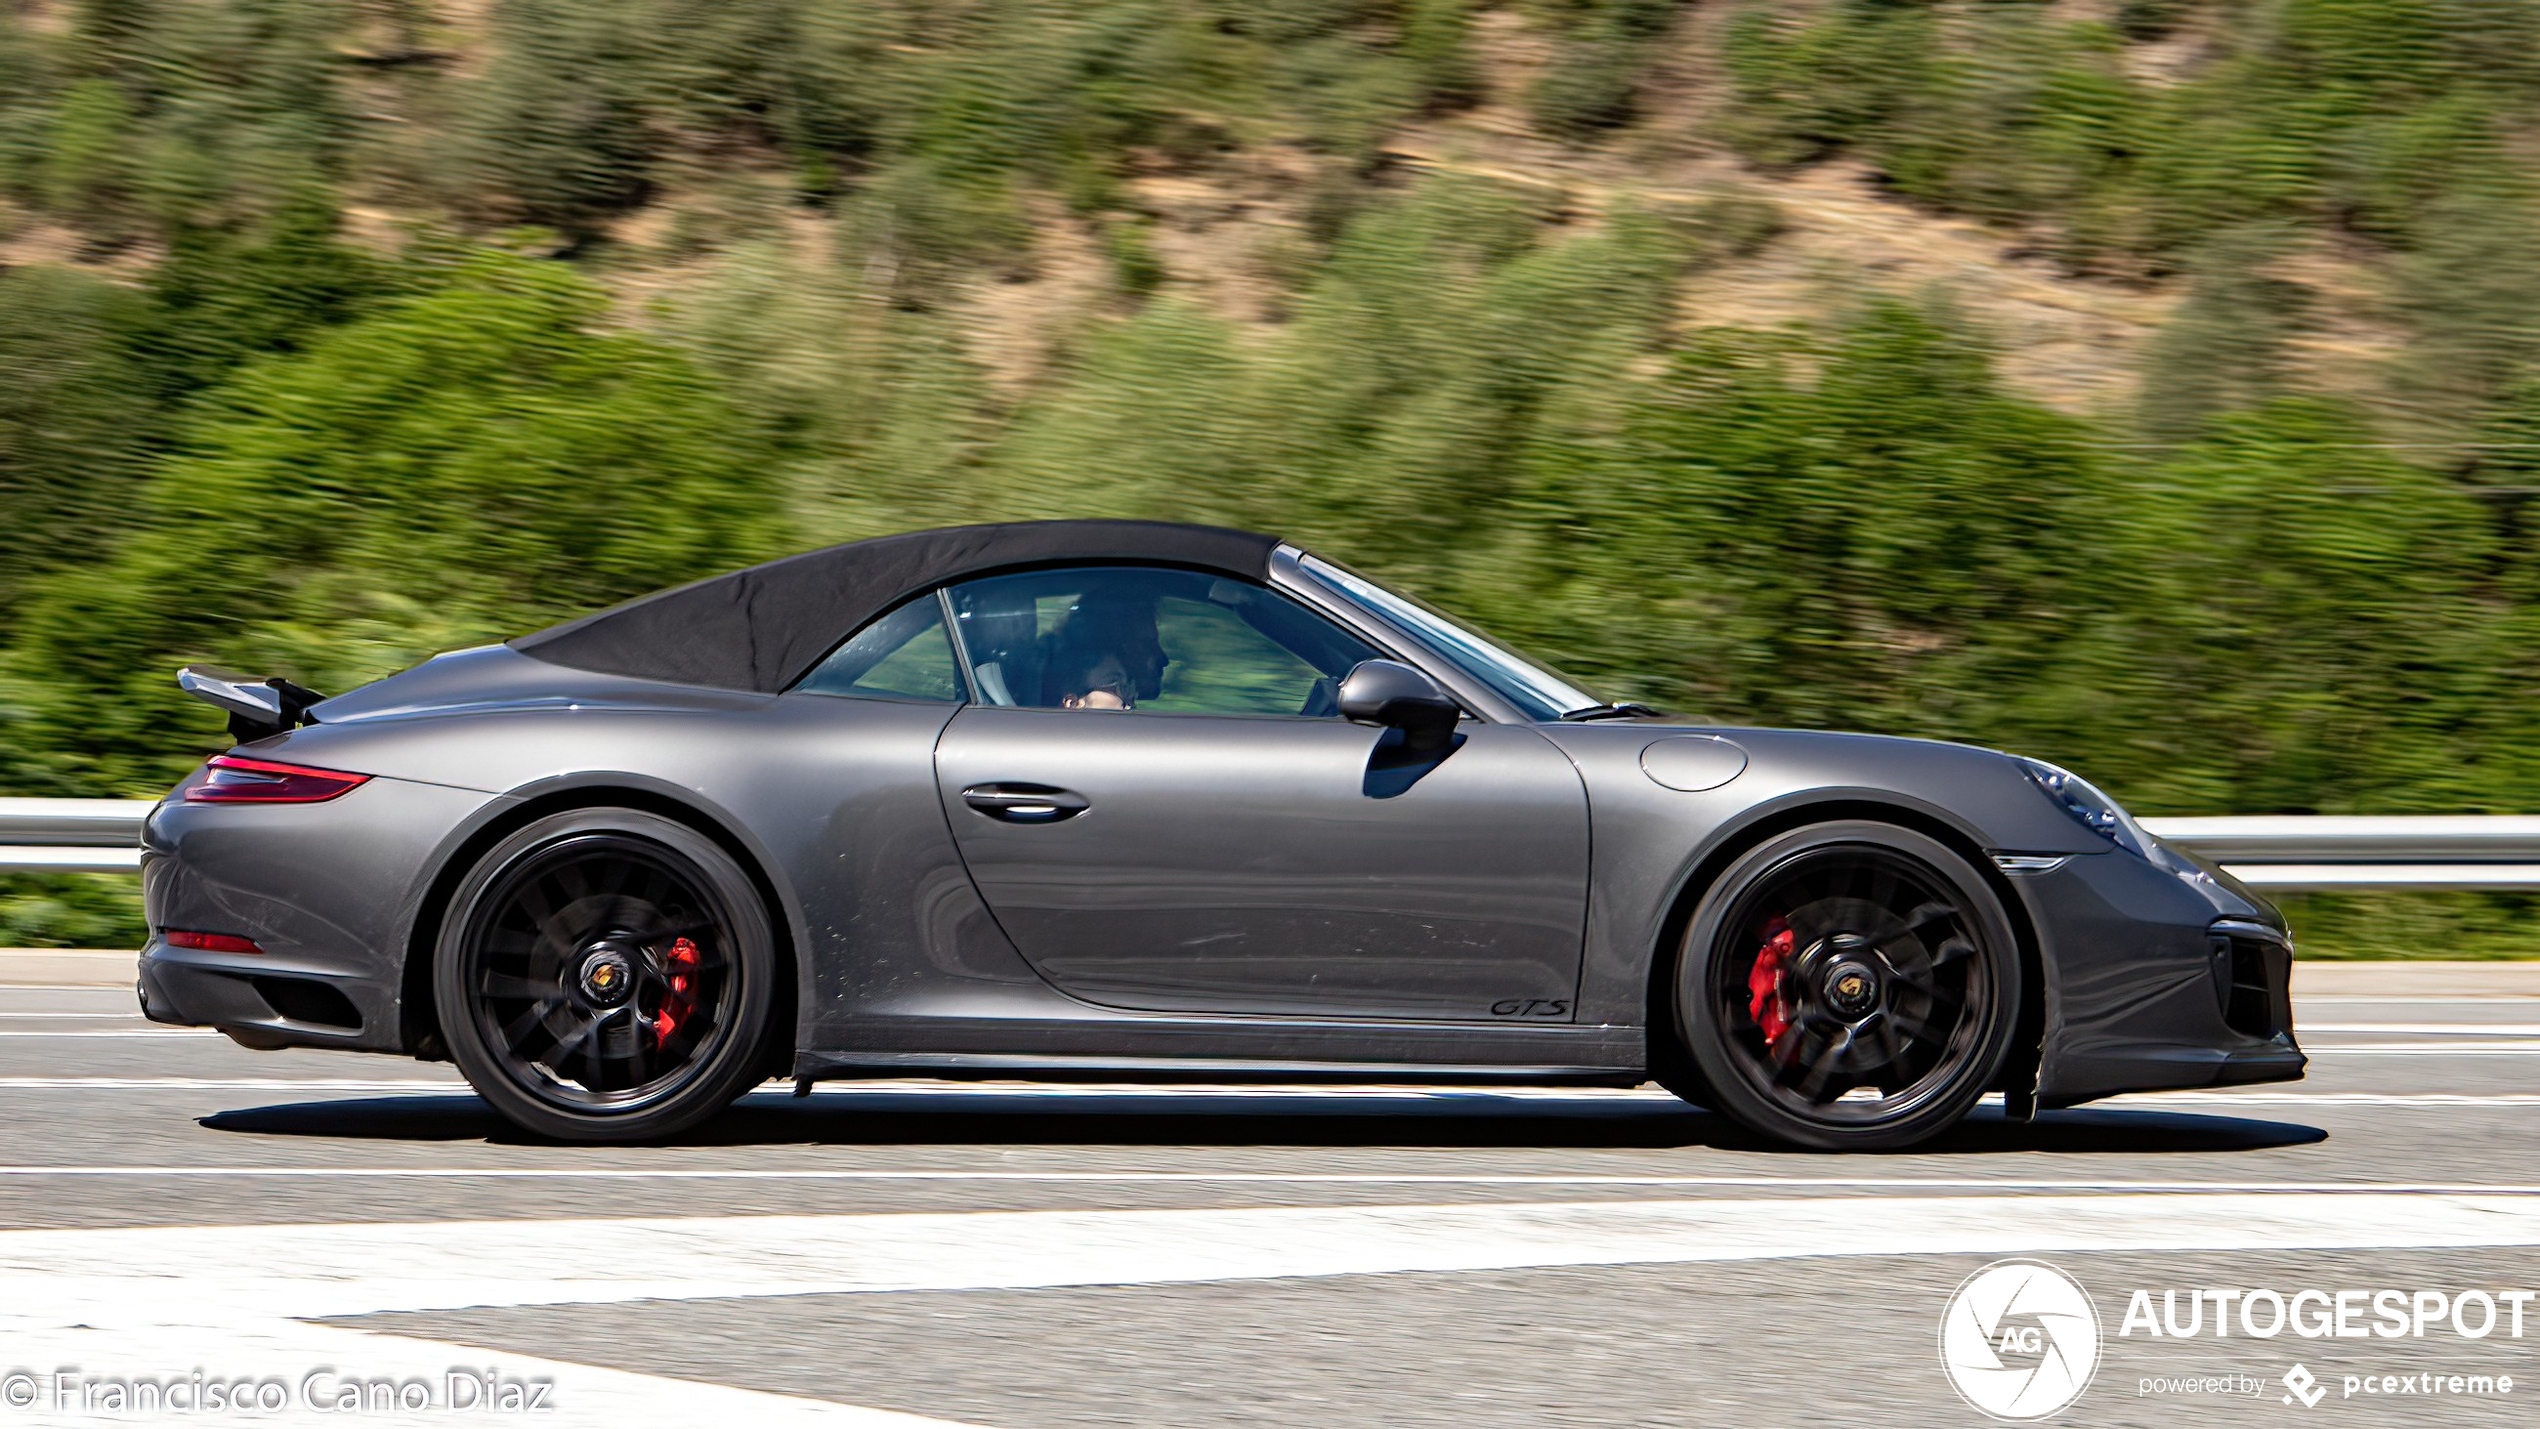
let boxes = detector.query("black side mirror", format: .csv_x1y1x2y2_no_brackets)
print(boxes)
1337,660,1462,753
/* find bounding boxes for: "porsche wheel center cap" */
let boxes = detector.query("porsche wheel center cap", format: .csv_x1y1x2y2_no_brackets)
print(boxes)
578,948,635,1007
1823,959,1882,1019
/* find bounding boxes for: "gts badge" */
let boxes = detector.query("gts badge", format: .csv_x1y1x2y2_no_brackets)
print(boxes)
1490,998,1570,1018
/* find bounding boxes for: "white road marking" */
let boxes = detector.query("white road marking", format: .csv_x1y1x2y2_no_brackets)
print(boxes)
0,1077,466,1091
2299,995,2540,1004
0,1077,2533,1108
2116,1091,2540,1106
2300,1022,2540,1034
33,1192,2540,1425
21,1194,2540,1320
0,1011,149,1019
0,1028,217,1037
14,1192,2540,1421
0,1077,1683,1100
8,1168,2540,1194
2303,1041,2540,1053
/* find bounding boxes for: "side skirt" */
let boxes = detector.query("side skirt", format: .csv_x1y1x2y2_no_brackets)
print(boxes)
794,1053,1646,1087
794,1017,1646,1087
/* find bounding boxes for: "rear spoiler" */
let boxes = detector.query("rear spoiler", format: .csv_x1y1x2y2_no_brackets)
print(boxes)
176,667,327,744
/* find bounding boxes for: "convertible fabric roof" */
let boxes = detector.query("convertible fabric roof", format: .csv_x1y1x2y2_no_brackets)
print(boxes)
510,520,1281,692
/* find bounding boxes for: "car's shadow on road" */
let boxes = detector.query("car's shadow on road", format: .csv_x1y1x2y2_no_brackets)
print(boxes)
200,1087,2327,1155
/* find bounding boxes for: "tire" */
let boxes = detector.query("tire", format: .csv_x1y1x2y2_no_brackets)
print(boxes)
1670,821,2022,1151
434,809,779,1142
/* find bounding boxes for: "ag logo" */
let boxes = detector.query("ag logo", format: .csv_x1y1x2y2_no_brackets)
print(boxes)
1938,1259,2102,1420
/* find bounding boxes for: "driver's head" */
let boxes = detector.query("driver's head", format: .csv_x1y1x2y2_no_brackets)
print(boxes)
1058,649,1134,710
1076,589,1165,684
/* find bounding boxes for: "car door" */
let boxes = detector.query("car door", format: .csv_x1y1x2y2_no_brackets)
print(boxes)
931,564,1590,1022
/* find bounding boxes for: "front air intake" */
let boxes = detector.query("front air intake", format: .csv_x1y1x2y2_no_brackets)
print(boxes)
2208,921,2293,1040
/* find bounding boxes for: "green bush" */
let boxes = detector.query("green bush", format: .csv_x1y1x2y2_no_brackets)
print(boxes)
0,248,780,794
0,265,152,619
0,874,147,949
1530,1,1684,141
1721,0,2540,263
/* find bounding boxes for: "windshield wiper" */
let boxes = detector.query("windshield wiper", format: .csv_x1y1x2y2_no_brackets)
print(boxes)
1561,702,1663,722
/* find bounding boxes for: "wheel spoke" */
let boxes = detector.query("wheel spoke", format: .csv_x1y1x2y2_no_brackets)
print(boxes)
514,878,581,954
546,1003,607,1062
1868,1008,1909,1068
549,1006,610,1066
1886,999,1953,1048
1794,1028,1854,1101
1875,940,1941,995
482,972,558,1001
497,994,568,1052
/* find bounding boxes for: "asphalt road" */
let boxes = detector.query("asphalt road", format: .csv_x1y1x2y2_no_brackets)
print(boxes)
3,961,2539,1427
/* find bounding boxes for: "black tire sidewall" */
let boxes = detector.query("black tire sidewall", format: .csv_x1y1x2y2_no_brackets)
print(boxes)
1675,820,2022,1151
434,808,777,1142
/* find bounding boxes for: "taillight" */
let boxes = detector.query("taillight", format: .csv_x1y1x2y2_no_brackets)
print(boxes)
182,755,370,804
165,929,264,954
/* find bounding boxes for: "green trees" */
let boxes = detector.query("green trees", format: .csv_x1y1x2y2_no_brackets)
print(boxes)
1504,304,2100,739
1721,0,2540,264
0,252,776,794
440,0,1477,255
0,267,151,623
2061,401,2505,814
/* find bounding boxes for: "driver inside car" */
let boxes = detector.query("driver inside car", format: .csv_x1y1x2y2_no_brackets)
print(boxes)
1056,648,1136,710
1038,584,1168,710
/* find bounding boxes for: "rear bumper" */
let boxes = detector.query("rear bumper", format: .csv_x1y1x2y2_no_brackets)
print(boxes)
138,938,387,1050
2019,849,2306,1108
137,775,506,1054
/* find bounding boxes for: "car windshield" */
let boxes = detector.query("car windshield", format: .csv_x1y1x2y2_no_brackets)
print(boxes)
1296,553,1602,721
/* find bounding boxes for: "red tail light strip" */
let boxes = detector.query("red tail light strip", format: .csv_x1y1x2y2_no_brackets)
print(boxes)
164,929,264,954
182,755,371,804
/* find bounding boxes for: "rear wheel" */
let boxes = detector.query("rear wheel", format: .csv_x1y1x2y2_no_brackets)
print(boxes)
435,809,777,1141
1671,821,2021,1150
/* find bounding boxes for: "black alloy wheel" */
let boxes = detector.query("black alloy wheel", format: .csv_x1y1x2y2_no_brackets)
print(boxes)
435,809,778,1141
1669,821,2022,1150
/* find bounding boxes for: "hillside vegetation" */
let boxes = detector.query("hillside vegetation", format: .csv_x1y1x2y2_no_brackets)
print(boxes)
3,0,2539,952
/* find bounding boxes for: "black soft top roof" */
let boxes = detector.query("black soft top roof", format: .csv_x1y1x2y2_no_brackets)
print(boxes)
510,520,1281,692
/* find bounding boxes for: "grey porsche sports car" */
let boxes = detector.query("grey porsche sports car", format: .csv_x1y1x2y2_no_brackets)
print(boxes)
137,520,2302,1147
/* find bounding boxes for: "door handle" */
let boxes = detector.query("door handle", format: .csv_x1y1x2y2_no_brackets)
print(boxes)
960,783,1090,823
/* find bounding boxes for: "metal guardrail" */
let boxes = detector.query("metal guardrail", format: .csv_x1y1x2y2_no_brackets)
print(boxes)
3,800,2539,889
0,798,154,873
2138,817,2540,890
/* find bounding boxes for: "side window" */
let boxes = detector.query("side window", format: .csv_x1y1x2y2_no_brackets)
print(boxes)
793,595,964,703
944,566,1384,717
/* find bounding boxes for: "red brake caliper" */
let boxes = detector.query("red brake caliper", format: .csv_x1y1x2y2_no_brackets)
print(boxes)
655,936,700,1048
1749,918,1795,1055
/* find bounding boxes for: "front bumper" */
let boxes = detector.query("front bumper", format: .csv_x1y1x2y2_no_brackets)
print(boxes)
2017,848,2306,1108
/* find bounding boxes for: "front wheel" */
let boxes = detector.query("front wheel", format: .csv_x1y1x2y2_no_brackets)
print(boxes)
434,809,778,1141
1672,821,2022,1151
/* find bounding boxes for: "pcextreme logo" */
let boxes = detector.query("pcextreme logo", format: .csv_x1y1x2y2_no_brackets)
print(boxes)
1939,1259,2105,1420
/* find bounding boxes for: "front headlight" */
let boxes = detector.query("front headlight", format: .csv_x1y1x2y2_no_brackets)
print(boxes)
2017,757,2156,859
